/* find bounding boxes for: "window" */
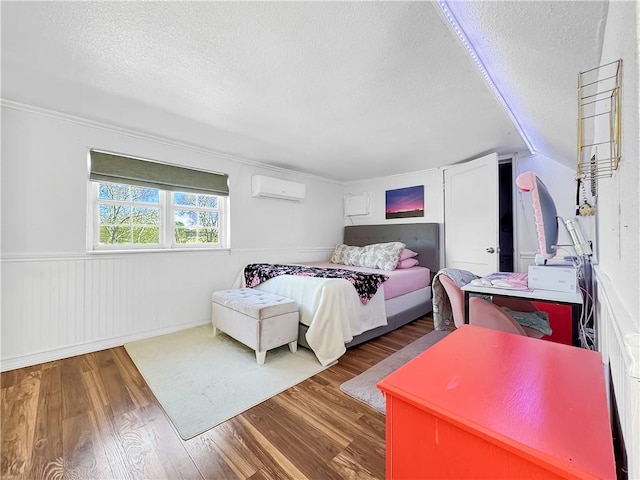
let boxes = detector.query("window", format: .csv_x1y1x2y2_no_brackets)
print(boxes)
173,192,220,245
98,183,161,245
89,150,228,251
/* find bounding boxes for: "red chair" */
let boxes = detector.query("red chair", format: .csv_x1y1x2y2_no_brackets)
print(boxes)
439,275,544,339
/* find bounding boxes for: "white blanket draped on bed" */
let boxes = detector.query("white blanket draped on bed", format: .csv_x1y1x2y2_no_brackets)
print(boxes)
251,275,387,366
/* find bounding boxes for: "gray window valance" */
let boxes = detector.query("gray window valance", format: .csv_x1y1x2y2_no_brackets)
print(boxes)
89,150,229,196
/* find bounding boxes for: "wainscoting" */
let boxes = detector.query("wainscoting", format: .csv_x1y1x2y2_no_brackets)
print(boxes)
595,267,639,479
1,248,331,371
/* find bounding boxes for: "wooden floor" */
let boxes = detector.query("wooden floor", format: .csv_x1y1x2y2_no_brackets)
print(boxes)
2,316,437,480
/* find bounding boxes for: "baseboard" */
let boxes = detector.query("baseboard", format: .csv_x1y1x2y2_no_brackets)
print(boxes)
1,320,210,372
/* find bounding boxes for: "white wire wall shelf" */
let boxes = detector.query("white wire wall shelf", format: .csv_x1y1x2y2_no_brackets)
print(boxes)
577,59,622,181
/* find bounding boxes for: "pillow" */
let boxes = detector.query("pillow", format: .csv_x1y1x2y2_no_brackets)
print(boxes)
330,242,406,270
399,248,419,260
329,243,350,264
397,258,419,269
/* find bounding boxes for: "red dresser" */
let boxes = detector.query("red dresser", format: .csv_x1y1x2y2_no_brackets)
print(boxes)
377,325,615,479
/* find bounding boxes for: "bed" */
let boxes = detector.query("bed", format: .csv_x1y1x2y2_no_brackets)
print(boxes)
244,223,440,365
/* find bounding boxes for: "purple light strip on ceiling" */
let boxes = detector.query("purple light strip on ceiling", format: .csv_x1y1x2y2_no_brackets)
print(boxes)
436,0,536,154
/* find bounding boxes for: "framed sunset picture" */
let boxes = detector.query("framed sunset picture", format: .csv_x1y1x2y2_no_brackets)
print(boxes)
385,185,424,219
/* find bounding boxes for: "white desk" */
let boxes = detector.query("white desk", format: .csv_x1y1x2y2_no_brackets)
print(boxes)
461,283,583,347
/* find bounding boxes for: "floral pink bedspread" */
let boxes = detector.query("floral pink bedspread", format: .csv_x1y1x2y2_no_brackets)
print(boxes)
244,263,388,305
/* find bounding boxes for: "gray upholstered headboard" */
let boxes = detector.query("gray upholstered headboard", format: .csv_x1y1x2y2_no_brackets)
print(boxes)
343,223,440,280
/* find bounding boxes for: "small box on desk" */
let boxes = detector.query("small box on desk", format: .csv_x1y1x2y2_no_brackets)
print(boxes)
528,264,577,292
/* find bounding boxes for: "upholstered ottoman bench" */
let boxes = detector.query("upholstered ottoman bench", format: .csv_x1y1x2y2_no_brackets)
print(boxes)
211,288,299,365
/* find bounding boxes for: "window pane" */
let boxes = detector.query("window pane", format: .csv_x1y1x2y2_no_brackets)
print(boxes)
197,194,218,208
175,209,197,227
175,227,197,244
133,207,160,225
198,211,218,228
174,192,197,207
132,187,159,203
198,229,218,243
99,204,130,224
175,226,187,243
99,226,131,244
99,183,130,201
133,226,159,244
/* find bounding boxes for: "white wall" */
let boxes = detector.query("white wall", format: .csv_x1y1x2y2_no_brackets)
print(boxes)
344,169,444,225
595,2,640,326
0,103,344,370
592,2,640,478
343,155,585,277
343,157,583,276
342,168,444,265
342,168,443,226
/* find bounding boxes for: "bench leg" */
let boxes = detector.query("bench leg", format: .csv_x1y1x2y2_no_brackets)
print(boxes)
256,350,266,365
212,326,219,336
288,340,298,353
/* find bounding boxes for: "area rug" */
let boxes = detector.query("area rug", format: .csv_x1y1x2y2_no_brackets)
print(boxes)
124,324,327,440
340,330,449,414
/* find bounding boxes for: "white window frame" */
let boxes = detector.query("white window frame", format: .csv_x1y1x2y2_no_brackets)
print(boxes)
88,181,228,251
170,192,225,248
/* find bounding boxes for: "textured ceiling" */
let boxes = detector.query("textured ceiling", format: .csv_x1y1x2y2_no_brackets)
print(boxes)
1,1,607,182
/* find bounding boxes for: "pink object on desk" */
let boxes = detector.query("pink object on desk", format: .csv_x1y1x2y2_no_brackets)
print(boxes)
517,171,559,263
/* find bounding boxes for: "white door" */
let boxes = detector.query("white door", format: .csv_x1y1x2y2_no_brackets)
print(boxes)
444,152,499,277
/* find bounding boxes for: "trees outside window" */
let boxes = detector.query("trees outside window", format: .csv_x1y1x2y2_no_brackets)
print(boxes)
92,182,223,250
173,192,219,245
98,183,160,245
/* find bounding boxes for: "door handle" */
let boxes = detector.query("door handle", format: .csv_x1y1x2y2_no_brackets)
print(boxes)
486,247,495,254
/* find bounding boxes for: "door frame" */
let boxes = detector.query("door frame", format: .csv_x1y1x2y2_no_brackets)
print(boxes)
498,156,516,272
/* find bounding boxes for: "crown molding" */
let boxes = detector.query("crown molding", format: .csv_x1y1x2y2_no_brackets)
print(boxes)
0,99,342,185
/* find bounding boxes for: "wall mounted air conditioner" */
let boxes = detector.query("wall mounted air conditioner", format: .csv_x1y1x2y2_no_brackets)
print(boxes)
251,175,306,201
